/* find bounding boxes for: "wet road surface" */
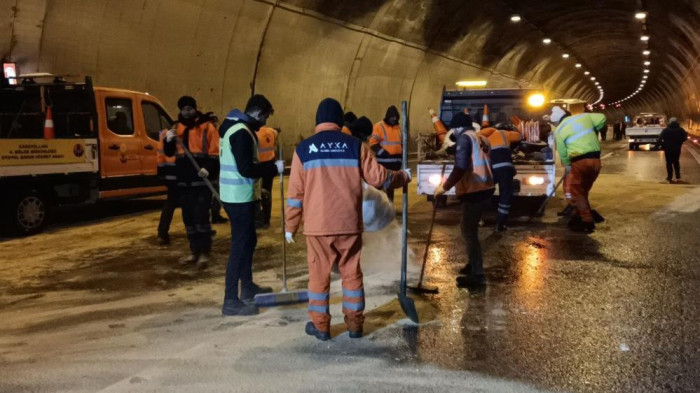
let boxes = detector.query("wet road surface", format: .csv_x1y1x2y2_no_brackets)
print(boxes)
1,140,699,392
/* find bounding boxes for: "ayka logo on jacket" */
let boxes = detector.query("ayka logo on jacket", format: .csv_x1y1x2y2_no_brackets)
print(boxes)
309,141,349,154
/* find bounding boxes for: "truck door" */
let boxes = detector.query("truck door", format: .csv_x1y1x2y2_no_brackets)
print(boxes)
98,92,143,177
138,98,173,176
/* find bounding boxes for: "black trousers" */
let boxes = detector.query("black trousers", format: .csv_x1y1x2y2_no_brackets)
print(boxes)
460,189,495,276
665,149,681,180
600,129,607,141
210,181,224,219
378,160,402,202
223,201,258,301
158,184,179,238
493,167,515,226
180,187,213,255
256,174,275,226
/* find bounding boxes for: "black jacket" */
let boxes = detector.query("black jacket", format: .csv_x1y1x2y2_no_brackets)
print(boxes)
219,109,277,181
658,122,687,152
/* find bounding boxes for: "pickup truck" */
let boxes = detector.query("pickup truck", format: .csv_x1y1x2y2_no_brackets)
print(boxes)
626,113,667,150
1,75,172,235
417,89,555,206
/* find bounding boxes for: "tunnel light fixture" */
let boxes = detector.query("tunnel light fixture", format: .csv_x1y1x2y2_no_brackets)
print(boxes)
590,77,596,81
640,35,650,41
456,80,488,88
562,53,570,59
644,69,650,73
575,63,582,68
635,12,647,20
643,50,651,56
510,15,521,22
644,61,651,66
542,38,552,44
643,75,648,79
584,71,590,75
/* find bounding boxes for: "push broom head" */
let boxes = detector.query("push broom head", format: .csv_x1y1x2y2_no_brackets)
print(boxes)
254,290,308,307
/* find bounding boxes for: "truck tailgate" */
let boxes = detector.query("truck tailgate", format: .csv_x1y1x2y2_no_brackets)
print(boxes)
0,138,99,177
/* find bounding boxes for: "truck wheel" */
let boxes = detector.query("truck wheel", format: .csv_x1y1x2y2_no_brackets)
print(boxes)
6,191,49,236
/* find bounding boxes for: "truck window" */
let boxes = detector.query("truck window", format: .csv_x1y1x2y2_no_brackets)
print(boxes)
105,98,134,135
141,102,172,140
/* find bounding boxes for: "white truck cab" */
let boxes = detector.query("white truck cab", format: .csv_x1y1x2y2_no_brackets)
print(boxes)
627,113,666,150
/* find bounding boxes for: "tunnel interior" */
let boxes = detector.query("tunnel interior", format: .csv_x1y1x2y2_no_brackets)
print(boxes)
2,0,700,153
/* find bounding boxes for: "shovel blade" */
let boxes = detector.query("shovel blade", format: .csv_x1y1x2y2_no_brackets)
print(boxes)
398,294,419,323
408,285,439,295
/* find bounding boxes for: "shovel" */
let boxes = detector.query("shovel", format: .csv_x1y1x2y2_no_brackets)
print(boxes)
398,101,419,323
533,171,568,217
408,163,445,295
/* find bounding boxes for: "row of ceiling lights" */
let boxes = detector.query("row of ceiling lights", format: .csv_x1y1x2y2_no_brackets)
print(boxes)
509,14,603,105
610,12,650,107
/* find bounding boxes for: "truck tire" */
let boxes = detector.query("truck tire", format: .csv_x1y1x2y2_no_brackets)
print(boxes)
5,191,50,236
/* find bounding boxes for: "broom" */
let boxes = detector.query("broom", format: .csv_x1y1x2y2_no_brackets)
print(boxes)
254,143,308,306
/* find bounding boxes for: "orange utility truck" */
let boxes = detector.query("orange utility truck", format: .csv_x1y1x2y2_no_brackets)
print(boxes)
1,74,172,235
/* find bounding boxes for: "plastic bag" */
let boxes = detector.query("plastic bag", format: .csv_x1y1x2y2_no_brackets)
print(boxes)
362,182,396,232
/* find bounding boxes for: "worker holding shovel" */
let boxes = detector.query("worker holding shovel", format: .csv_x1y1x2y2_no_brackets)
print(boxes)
284,98,411,341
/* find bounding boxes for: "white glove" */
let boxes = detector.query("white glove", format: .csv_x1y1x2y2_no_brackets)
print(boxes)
198,168,209,178
285,232,295,244
564,165,572,176
403,168,412,181
434,184,446,197
275,160,285,174
165,129,176,142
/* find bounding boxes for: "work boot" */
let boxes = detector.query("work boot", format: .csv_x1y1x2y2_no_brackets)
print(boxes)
212,215,229,224
456,274,487,288
557,204,575,217
591,209,605,223
222,299,258,316
197,253,210,270
240,283,274,303
157,235,170,246
305,321,330,341
348,329,363,339
179,253,199,265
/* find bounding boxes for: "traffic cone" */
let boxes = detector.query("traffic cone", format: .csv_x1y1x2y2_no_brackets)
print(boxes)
481,104,490,127
429,108,448,146
43,106,55,139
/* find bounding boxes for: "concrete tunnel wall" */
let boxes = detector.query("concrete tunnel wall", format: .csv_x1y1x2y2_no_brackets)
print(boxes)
3,0,699,154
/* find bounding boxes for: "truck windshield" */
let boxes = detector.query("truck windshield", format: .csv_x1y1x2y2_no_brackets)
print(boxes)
0,83,94,139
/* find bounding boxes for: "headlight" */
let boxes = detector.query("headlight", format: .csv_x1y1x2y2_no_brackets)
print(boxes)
428,174,443,186
527,93,545,108
628,138,634,143
526,176,545,185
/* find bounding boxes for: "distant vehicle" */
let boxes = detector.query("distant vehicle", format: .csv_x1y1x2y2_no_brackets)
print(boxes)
0,75,172,235
626,113,667,150
417,88,556,206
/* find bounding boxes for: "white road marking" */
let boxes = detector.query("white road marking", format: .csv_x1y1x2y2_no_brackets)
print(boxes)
601,152,614,160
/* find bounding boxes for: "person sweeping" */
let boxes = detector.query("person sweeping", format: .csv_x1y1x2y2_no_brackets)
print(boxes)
284,98,411,341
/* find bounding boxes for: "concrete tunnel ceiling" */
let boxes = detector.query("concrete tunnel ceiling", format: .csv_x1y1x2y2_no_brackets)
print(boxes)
3,0,700,148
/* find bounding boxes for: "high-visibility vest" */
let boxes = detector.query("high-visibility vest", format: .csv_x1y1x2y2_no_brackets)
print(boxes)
455,130,495,196
341,126,352,136
157,129,177,182
256,126,277,163
370,121,402,156
219,123,261,203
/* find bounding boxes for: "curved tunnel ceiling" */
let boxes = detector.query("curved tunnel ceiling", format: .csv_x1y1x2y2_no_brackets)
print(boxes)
2,0,700,146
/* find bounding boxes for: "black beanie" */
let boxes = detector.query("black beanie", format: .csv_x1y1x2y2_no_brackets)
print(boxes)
245,94,273,115
384,105,400,123
344,111,358,125
177,96,197,110
450,112,474,129
350,116,373,140
315,98,344,127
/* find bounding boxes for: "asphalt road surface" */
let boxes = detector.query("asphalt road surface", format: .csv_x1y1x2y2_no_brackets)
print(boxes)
1,140,699,393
